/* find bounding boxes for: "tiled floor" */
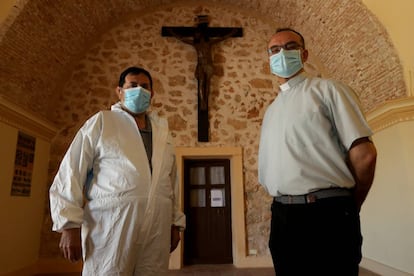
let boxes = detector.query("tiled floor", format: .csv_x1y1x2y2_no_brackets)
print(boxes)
35,264,380,275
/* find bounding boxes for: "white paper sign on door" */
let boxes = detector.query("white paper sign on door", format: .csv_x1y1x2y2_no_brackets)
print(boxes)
211,189,225,207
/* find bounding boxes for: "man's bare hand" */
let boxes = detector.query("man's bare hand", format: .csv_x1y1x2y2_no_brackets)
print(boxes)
170,226,181,253
59,228,82,262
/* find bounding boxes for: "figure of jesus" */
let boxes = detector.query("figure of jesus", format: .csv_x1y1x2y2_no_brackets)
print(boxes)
162,15,242,141
168,16,239,111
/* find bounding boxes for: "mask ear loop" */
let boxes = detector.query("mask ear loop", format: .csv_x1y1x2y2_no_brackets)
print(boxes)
116,87,124,101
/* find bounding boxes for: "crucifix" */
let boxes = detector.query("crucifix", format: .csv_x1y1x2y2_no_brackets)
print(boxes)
162,15,243,142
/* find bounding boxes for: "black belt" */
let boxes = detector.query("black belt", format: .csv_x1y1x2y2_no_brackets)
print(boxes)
274,188,352,204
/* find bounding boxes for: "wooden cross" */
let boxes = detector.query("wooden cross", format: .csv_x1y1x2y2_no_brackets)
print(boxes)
162,15,243,142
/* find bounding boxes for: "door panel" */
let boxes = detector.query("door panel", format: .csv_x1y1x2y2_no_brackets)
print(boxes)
184,159,232,264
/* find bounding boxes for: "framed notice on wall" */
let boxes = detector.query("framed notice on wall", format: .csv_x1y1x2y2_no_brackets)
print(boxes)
10,131,36,197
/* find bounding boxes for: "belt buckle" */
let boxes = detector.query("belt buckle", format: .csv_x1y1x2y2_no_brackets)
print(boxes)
306,194,316,203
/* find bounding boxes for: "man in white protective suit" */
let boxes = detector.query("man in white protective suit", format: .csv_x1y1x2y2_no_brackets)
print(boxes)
50,66,186,275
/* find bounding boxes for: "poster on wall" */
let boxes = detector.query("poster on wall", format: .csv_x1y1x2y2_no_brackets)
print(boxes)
10,131,36,197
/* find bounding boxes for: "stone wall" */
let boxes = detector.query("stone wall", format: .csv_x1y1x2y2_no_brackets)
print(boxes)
41,3,281,257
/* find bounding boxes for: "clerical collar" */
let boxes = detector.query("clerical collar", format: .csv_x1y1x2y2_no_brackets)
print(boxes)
279,72,307,92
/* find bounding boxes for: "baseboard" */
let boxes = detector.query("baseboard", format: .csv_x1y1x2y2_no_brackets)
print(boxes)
234,255,273,268
2,265,35,276
35,258,82,274
360,257,413,276
0,260,77,276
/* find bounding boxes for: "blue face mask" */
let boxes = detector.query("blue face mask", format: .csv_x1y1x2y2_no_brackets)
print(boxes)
269,49,303,78
122,86,151,114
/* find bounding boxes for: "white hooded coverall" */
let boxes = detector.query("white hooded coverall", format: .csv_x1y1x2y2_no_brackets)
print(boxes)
50,103,185,275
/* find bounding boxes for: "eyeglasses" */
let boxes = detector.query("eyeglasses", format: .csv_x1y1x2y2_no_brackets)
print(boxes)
267,41,303,55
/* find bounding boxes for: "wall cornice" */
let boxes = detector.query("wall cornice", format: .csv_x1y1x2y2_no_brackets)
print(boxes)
366,97,414,133
0,95,58,142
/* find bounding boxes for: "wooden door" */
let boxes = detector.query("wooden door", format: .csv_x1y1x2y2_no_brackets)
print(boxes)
183,159,233,264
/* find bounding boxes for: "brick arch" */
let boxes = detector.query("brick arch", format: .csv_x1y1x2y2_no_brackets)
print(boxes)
0,0,407,119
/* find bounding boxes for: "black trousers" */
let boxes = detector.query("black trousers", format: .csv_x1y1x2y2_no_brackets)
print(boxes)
269,196,362,276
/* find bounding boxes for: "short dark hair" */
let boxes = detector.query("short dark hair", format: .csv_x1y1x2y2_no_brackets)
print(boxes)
118,66,153,89
275,27,306,49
